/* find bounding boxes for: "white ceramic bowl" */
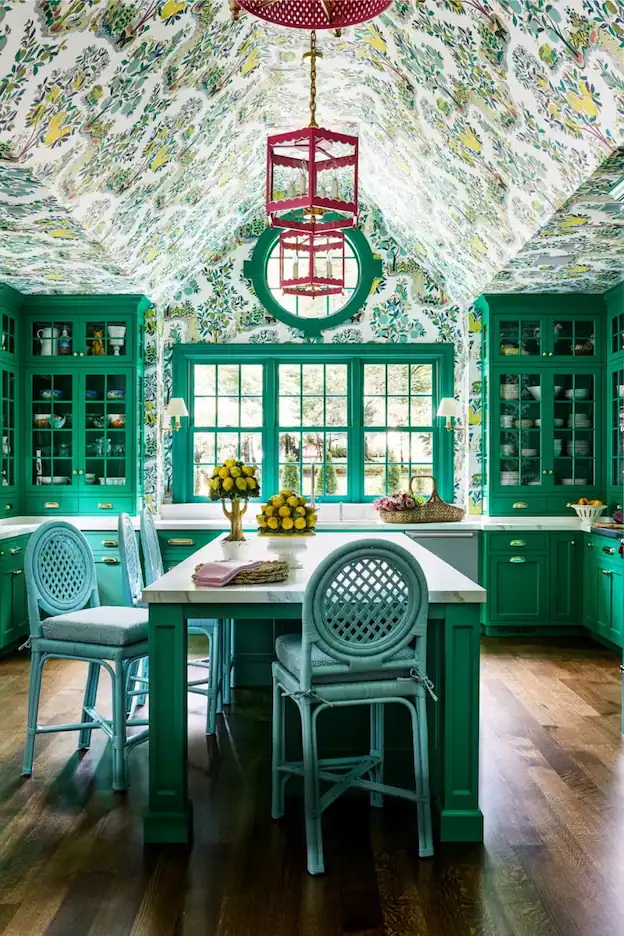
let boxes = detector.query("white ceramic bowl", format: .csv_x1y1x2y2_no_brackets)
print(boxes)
107,325,127,338
515,419,534,428
527,386,541,401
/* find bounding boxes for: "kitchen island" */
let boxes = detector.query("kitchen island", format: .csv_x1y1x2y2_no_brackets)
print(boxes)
142,532,486,847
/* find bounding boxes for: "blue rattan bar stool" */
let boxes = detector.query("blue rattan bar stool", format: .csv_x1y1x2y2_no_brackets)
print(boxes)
22,521,149,791
271,538,435,875
134,510,228,734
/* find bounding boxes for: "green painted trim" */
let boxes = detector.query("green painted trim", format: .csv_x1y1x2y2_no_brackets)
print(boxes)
242,224,382,337
171,343,455,504
438,809,484,843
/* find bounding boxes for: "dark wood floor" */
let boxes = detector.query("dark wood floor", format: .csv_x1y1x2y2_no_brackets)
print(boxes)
0,637,623,936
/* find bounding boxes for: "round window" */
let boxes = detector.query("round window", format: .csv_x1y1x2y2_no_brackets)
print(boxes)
244,218,382,337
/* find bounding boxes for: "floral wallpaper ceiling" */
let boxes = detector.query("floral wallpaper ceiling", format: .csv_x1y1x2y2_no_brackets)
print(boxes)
0,1,623,304
489,147,624,292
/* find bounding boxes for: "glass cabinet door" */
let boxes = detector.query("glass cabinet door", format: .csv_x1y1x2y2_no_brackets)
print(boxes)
551,319,596,357
84,317,130,358
83,372,129,490
30,373,77,488
552,372,596,487
610,367,624,490
497,372,543,489
30,317,75,359
1,312,16,357
1,369,16,489
496,317,542,359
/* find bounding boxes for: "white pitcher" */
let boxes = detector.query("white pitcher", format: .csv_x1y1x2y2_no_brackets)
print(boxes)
37,327,60,356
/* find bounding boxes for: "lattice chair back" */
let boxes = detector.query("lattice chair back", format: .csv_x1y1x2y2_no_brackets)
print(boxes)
301,539,429,691
24,521,99,639
140,508,164,586
118,513,144,608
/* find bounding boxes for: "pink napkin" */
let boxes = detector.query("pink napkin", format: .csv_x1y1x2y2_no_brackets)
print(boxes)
193,559,262,587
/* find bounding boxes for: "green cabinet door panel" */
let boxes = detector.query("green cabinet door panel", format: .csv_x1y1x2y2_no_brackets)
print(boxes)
549,534,582,624
0,535,29,652
487,552,548,623
95,558,125,606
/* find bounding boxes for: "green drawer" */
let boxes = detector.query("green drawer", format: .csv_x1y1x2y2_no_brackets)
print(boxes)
489,495,552,516
586,535,622,567
82,531,122,556
23,494,80,515
0,535,29,567
488,531,549,553
159,531,220,562
79,495,136,515
0,496,18,518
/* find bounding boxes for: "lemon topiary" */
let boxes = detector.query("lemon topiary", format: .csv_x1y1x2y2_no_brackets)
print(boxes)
208,459,260,503
256,488,317,536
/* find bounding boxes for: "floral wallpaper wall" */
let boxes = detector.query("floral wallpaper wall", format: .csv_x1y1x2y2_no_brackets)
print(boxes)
0,1,623,306
489,148,624,292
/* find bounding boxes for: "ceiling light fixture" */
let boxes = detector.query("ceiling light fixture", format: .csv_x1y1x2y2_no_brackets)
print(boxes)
230,0,391,29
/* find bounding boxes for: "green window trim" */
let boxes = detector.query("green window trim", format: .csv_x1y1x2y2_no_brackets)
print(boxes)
171,343,454,504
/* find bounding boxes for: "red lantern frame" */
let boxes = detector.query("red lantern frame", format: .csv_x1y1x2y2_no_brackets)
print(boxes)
233,0,392,29
267,126,358,232
279,230,345,296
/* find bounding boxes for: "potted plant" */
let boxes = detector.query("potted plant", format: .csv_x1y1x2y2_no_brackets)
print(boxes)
208,459,259,542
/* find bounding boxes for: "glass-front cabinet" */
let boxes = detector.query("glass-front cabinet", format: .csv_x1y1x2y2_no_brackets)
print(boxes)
494,313,600,361
25,297,139,364
0,290,20,515
492,366,602,512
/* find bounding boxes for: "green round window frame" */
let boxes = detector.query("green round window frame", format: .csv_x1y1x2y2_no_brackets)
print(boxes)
243,220,383,338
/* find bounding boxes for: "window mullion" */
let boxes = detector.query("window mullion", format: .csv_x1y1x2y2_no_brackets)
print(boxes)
350,357,363,502
264,358,277,497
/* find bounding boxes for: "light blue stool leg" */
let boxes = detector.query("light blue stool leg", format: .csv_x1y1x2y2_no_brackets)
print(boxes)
301,700,324,875
229,620,236,690
22,651,44,777
78,662,101,750
111,658,128,792
206,622,221,736
135,656,149,709
412,696,434,857
271,677,286,819
222,619,231,706
369,702,384,808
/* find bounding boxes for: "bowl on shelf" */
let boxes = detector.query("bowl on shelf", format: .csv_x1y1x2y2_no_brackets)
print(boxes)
107,325,127,339
33,414,50,428
515,418,534,429
106,388,126,401
500,444,515,457
39,476,70,485
500,384,519,400
521,448,538,457
85,473,98,485
564,388,589,400
527,386,541,401
500,345,519,356
553,418,564,428
107,413,125,429
500,415,515,429
85,389,99,400
554,441,563,456
619,386,624,398
561,478,588,486
99,477,126,486
39,389,64,400
48,415,66,430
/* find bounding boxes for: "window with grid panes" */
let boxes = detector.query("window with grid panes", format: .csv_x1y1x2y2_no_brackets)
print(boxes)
180,348,450,503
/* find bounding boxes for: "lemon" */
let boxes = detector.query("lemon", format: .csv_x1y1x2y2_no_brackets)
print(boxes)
281,516,294,531
307,513,317,527
258,516,267,527
246,477,257,489
235,477,247,490
211,478,220,491
278,505,291,517
287,495,299,508
298,496,307,506
294,516,306,530
272,495,285,508
267,516,279,530
222,476,234,491
219,466,230,478
230,466,242,477
264,505,274,517
243,466,254,476
295,506,306,516
279,489,293,497
225,459,236,467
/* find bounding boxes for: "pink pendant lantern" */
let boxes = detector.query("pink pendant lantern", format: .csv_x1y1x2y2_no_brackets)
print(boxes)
266,31,358,232
231,0,392,29
279,230,345,296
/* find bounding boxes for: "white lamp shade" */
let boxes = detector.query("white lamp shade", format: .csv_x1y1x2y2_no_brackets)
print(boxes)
165,397,188,419
437,397,458,419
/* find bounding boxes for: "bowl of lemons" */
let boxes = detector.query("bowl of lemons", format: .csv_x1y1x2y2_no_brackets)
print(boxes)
257,489,318,568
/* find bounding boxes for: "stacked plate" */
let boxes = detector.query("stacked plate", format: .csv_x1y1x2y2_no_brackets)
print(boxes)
500,471,519,485
562,477,588,486
500,384,519,400
568,414,592,428
565,388,589,400
521,448,538,457
568,440,590,456
554,440,563,456
500,415,515,428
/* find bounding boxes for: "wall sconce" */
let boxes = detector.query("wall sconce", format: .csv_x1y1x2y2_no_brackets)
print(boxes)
437,397,463,433
162,397,188,433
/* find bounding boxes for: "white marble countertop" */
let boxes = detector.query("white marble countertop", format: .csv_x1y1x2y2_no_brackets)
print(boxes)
142,531,486,606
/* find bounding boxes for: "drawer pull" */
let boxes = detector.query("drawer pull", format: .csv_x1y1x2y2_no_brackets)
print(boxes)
101,539,118,548
602,546,615,555
510,540,526,547
512,502,528,510
167,538,196,547
601,569,612,576
98,502,113,510
102,557,120,566
587,542,593,548
5,504,12,511
44,502,60,509
12,569,23,576
509,556,526,563
9,546,22,555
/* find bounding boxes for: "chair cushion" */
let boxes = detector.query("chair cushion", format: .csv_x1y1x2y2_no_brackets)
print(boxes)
41,606,148,647
275,633,414,683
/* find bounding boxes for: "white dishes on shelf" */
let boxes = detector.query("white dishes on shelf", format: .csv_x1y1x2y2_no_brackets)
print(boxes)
500,384,519,400
500,471,519,485
527,386,541,401
515,418,534,429
39,476,70,485
500,444,515,457
561,478,588,486
564,388,589,400
553,440,563,456
98,477,126,486
569,441,589,455
554,385,562,397
619,385,624,398
553,418,564,428
500,415,515,428
568,415,592,428
521,448,538,457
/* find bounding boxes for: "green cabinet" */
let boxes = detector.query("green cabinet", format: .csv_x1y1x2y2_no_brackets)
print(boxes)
483,531,583,636
485,294,606,516
20,295,148,516
0,535,28,652
583,534,624,647
0,287,22,518
605,283,624,511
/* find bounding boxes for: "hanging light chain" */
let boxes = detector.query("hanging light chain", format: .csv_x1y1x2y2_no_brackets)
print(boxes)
303,30,322,128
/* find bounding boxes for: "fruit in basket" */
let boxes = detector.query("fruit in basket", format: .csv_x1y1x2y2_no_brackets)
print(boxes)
257,488,316,534
578,497,589,505
589,499,603,506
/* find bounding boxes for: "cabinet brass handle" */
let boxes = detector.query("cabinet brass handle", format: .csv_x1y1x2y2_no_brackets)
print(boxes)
12,569,23,576
98,502,113,509
510,556,526,563
44,502,60,509
587,542,593,547
601,569,612,576
5,504,12,511
101,539,118,548
510,539,526,547
512,502,528,509
102,557,120,566
570,541,576,545
9,546,22,555
167,538,195,547
603,546,615,555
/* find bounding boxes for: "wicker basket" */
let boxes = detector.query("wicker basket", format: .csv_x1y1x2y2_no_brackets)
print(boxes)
568,503,606,522
379,475,465,524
